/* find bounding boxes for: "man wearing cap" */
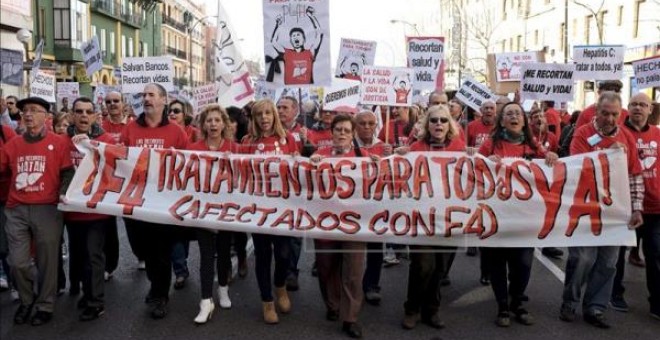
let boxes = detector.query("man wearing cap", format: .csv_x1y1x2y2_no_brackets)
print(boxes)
0,97,74,326
120,83,188,319
575,80,629,128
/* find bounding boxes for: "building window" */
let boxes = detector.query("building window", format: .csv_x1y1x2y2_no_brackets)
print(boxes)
585,15,592,44
100,28,106,52
617,6,623,26
110,32,115,54
633,0,644,38
121,35,126,57
54,0,71,43
128,37,134,57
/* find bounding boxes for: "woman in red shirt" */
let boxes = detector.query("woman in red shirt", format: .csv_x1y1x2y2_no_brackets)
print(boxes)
187,105,239,324
395,105,465,330
169,98,200,143
309,114,373,338
241,99,299,324
478,102,557,328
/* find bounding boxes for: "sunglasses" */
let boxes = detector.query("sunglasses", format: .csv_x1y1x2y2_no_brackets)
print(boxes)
105,99,121,104
169,108,183,114
429,117,449,124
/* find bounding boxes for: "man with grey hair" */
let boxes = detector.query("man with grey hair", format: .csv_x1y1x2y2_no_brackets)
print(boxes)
560,91,644,329
101,91,125,144
428,91,448,107
467,100,496,149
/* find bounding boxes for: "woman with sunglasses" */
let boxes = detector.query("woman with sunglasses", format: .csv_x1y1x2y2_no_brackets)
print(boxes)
187,105,239,324
309,114,377,339
478,102,557,327
241,99,299,324
169,98,199,143
394,105,466,330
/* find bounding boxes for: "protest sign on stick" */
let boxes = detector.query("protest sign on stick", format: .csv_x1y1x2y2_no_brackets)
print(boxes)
56,82,80,110
632,55,660,90
62,143,635,248
30,71,56,102
80,36,103,76
360,66,414,107
573,45,624,80
406,37,445,92
520,62,575,102
194,84,218,109
335,38,377,82
455,77,497,111
322,78,361,113
120,56,174,93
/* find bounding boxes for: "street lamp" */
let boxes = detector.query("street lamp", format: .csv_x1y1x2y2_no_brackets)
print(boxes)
187,15,218,89
390,19,421,36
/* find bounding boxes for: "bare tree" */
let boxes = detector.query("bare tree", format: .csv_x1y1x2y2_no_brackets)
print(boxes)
572,0,606,44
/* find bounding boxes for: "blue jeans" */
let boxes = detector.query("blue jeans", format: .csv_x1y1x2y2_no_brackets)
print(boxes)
562,246,618,313
288,237,302,278
171,240,189,279
640,214,660,313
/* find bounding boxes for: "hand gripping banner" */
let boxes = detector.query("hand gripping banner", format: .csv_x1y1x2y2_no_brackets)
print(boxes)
60,142,635,248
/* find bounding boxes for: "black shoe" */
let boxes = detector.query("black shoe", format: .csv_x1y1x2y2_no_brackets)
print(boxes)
173,276,187,290
542,247,564,259
480,275,490,285
30,311,52,326
150,299,168,319
326,309,339,321
610,295,629,312
421,313,445,329
559,304,576,322
79,306,105,321
145,293,157,305
77,297,88,309
14,304,33,325
440,277,451,286
286,274,299,291
513,308,535,325
466,247,478,256
584,311,610,329
342,321,363,338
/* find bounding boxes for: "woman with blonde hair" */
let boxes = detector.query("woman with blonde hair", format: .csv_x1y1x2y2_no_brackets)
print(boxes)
241,99,299,324
188,105,239,324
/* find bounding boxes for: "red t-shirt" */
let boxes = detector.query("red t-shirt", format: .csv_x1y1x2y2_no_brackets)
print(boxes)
102,120,126,144
287,123,308,151
0,125,18,202
575,104,629,128
409,137,466,152
395,89,410,104
560,112,572,127
240,133,299,155
188,139,239,153
65,132,116,221
467,120,495,148
570,123,642,176
478,138,546,159
0,132,73,208
308,128,334,151
533,131,559,153
360,141,388,156
120,120,189,149
184,125,200,144
624,124,660,213
545,108,562,135
284,48,314,85
314,147,370,158
378,120,410,147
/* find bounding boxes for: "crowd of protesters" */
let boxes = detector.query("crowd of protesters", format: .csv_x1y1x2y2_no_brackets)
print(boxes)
0,79,659,338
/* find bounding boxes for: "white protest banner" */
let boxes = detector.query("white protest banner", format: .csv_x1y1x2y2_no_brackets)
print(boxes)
360,66,414,107
194,84,218,109
56,82,80,110
30,71,56,103
573,45,624,80
335,38,377,81
406,36,445,92
62,144,634,248
120,56,174,93
322,78,361,112
520,62,575,102
632,55,660,90
495,51,537,82
455,77,497,111
214,3,254,108
263,0,331,86
30,39,44,83
80,36,103,76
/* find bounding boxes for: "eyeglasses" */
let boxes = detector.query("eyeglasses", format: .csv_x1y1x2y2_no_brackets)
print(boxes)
74,109,96,115
169,108,183,114
429,117,449,124
333,127,353,134
629,102,650,108
105,99,121,104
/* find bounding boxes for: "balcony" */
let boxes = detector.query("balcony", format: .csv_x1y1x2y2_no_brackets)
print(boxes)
165,46,187,60
162,14,187,33
91,0,144,28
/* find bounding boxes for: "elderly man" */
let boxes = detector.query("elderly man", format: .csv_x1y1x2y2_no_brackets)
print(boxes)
63,97,115,321
560,92,644,329
0,97,74,326
121,83,188,319
618,93,660,320
575,80,629,128
467,100,496,149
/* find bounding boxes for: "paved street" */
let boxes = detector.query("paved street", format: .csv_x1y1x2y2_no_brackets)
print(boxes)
1,224,659,340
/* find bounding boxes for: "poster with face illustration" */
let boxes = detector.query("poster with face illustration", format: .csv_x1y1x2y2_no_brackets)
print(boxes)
335,38,377,82
263,0,331,86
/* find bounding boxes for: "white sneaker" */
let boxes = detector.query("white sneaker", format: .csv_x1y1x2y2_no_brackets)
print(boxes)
104,271,113,281
194,299,215,324
218,286,232,309
10,288,19,301
138,261,146,270
0,277,8,289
